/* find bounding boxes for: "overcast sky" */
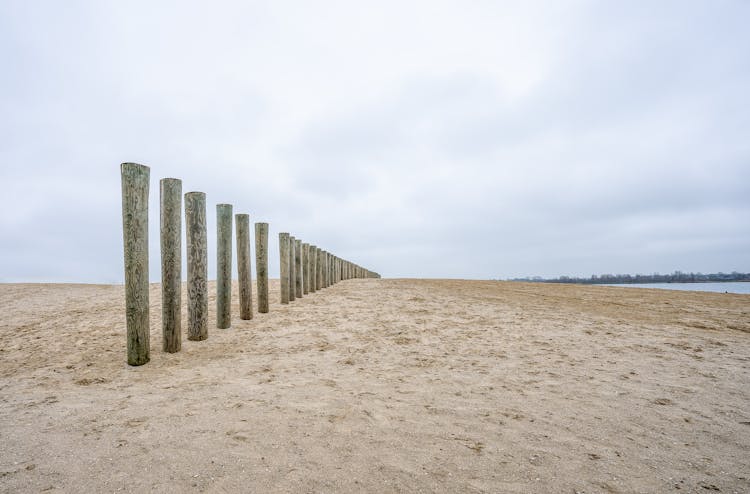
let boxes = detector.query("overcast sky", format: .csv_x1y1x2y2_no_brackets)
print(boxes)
1,0,748,283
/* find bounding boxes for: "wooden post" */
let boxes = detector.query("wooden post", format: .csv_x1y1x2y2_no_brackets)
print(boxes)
309,245,317,293
185,192,208,341
255,222,269,313
289,236,296,302
326,252,331,287
236,214,253,320
323,251,329,288
121,162,150,366
216,204,233,329
279,232,290,304
160,178,182,353
302,243,310,294
294,238,303,298
320,250,325,288
315,248,322,290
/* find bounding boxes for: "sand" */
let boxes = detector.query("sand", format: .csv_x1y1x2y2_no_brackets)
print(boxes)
1,279,749,493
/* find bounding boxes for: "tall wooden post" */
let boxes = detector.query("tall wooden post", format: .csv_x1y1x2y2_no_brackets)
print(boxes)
255,222,269,313
294,238,303,298
121,162,150,366
236,214,253,320
160,178,181,353
216,204,233,329
310,246,317,292
185,192,208,341
279,232,290,304
302,243,310,294
326,252,331,287
318,249,325,290
323,251,329,288
289,236,296,302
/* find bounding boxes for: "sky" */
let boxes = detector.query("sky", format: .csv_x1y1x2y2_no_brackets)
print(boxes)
1,0,748,282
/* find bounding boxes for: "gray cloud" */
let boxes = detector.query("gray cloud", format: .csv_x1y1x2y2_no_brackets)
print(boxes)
1,0,748,282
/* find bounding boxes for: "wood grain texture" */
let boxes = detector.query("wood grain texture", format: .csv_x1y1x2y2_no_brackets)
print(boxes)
235,214,253,320
185,192,208,341
294,238,303,298
279,233,290,304
255,222,269,313
216,204,233,329
121,162,150,366
160,178,182,353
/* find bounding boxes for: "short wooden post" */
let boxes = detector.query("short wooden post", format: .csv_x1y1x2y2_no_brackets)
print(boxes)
255,222,269,313
279,232,290,304
302,243,310,294
289,236,296,302
185,192,208,341
160,178,182,353
294,238,303,298
121,162,150,366
216,204,233,329
236,214,253,320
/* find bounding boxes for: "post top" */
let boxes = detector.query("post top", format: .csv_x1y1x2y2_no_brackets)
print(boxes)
185,191,206,197
121,162,149,173
160,177,181,183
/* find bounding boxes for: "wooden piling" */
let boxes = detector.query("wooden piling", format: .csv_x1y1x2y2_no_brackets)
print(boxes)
289,236,296,302
236,214,253,320
121,163,150,366
185,192,208,341
310,246,317,292
160,178,182,353
255,222,269,313
302,243,310,294
216,204,233,329
295,238,303,298
279,232,290,304
318,249,325,290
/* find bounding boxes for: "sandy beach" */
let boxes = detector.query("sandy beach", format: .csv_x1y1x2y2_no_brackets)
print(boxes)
1,279,748,493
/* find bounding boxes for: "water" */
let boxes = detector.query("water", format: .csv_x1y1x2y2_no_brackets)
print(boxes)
602,281,750,294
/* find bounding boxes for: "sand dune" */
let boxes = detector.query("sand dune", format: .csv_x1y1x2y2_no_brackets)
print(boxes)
1,279,749,493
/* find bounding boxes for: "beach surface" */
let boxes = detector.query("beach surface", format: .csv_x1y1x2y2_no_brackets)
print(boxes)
1,279,749,493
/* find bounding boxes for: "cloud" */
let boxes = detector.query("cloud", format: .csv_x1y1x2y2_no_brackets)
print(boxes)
0,0,748,282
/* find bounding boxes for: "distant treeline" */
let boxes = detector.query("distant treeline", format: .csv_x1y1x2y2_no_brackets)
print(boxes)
509,271,750,285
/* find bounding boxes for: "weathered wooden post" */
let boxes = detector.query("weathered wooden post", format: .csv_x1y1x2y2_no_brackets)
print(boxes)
317,249,325,290
216,204,233,329
295,238,303,298
316,248,322,290
255,222,269,313
236,214,253,320
302,243,310,294
185,192,208,341
160,178,182,353
279,232,290,304
289,236,296,302
309,245,317,293
121,162,150,366
326,252,331,287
